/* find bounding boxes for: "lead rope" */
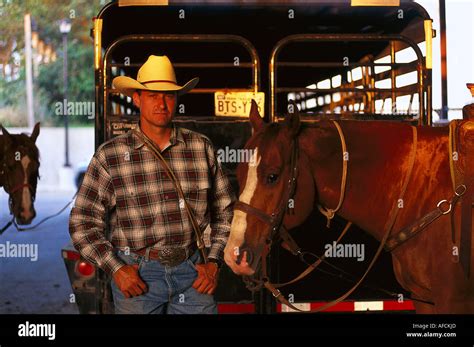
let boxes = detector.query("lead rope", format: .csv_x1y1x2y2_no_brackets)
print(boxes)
1,192,77,235
265,125,418,313
134,130,208,264
317,121,348,228
269,221,353,289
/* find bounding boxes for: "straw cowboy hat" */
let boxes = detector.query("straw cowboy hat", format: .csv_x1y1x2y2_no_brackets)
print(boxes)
112,55,199,98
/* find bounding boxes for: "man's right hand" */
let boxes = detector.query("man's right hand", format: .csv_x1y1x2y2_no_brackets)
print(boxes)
112,264,148,298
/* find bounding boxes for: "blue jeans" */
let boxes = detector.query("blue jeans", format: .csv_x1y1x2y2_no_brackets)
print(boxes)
111,249,217,314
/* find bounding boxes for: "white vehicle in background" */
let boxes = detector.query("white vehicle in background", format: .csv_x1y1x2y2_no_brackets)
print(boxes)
74,161,89,190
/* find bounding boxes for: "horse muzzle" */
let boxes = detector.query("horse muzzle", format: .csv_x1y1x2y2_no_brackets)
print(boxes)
224,244,260,276
236,246,254,266
16,209,36,225
233,243,265,275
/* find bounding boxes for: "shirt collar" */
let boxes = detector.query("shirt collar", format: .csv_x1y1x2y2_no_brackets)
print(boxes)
132,123,185,150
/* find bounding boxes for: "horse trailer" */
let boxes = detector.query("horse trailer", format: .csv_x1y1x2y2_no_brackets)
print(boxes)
62,0,435,314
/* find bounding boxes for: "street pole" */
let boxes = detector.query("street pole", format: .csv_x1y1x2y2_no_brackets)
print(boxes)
24,14,35,129
439,0,448,120
61,21,71,167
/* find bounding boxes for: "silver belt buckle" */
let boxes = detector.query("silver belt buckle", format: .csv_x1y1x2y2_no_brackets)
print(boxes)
157,248,187,267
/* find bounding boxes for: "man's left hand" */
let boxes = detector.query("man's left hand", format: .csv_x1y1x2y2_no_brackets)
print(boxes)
192,262,219,295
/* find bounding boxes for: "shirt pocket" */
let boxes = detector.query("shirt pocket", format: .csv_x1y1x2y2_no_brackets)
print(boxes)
181,179,211,226
115,186,158,229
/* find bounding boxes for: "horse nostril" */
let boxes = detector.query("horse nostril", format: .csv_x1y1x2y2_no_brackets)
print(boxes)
237,247,254,266
20,208,34,220
245,249,254,265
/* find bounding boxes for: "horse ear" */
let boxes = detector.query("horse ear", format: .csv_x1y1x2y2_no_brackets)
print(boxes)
30,122,40,143
1,124,11,136
249,99,264,133
286,100,301,137
1,124,13,147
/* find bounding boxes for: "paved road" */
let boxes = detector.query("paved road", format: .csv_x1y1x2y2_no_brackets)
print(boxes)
0,191,79,314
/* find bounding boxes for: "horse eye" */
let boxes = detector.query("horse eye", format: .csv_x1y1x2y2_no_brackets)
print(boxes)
266,173,279,184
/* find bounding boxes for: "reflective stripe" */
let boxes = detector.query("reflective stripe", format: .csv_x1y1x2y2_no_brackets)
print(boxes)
274,300,415,313
280,303,311,312
354,301,384,311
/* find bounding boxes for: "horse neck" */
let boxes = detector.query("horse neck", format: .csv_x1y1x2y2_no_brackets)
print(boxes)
299,121,418,241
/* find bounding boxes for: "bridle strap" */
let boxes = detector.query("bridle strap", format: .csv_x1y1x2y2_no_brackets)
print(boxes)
1,157,34,197
233,137,299,236
233,137,298,291
1,174,35,234
268,138,299,241
8,183,33,195
234,200,275,226
386,183,468,252
1,147,39,234
317,120,348,228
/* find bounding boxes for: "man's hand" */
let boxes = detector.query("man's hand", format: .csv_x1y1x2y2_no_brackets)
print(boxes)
113,264,148,298
192,262,219,295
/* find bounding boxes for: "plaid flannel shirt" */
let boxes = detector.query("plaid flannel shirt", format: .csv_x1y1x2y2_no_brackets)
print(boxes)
69,125,235,274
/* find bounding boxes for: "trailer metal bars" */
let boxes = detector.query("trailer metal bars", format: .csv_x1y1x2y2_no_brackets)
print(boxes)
270,34,432,126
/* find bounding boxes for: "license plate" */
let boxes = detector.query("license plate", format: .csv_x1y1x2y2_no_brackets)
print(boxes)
214,91,265,117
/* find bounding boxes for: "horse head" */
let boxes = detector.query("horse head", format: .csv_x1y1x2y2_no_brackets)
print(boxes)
1,123,41,225
224,101,316,276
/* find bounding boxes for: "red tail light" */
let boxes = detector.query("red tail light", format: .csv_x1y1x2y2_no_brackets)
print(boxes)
76,261,95,277
62,250,81,261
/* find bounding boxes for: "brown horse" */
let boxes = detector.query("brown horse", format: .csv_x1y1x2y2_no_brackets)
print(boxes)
224,102,474,313
0,123,41,225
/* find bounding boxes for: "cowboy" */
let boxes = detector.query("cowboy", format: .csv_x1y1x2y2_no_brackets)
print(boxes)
69,55,235,314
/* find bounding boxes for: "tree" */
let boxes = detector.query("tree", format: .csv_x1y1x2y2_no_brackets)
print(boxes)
0,0,102,126
37,43,94,126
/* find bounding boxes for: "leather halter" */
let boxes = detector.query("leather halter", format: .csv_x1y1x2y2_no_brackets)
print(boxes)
233,134,299,289
0,158,36,234
1,160,35,198
233,135,299,252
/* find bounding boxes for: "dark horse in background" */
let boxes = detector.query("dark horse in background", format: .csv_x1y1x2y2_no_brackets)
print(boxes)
224,102,474,313
0,123,40,225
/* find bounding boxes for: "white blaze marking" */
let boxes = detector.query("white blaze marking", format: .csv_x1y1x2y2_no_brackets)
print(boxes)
226,148,261,251
20,155,32,217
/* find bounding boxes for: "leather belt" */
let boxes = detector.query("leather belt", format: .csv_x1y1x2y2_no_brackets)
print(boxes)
134,244,197,267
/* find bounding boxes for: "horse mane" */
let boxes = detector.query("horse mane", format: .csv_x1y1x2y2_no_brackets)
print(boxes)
256,120,326,147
